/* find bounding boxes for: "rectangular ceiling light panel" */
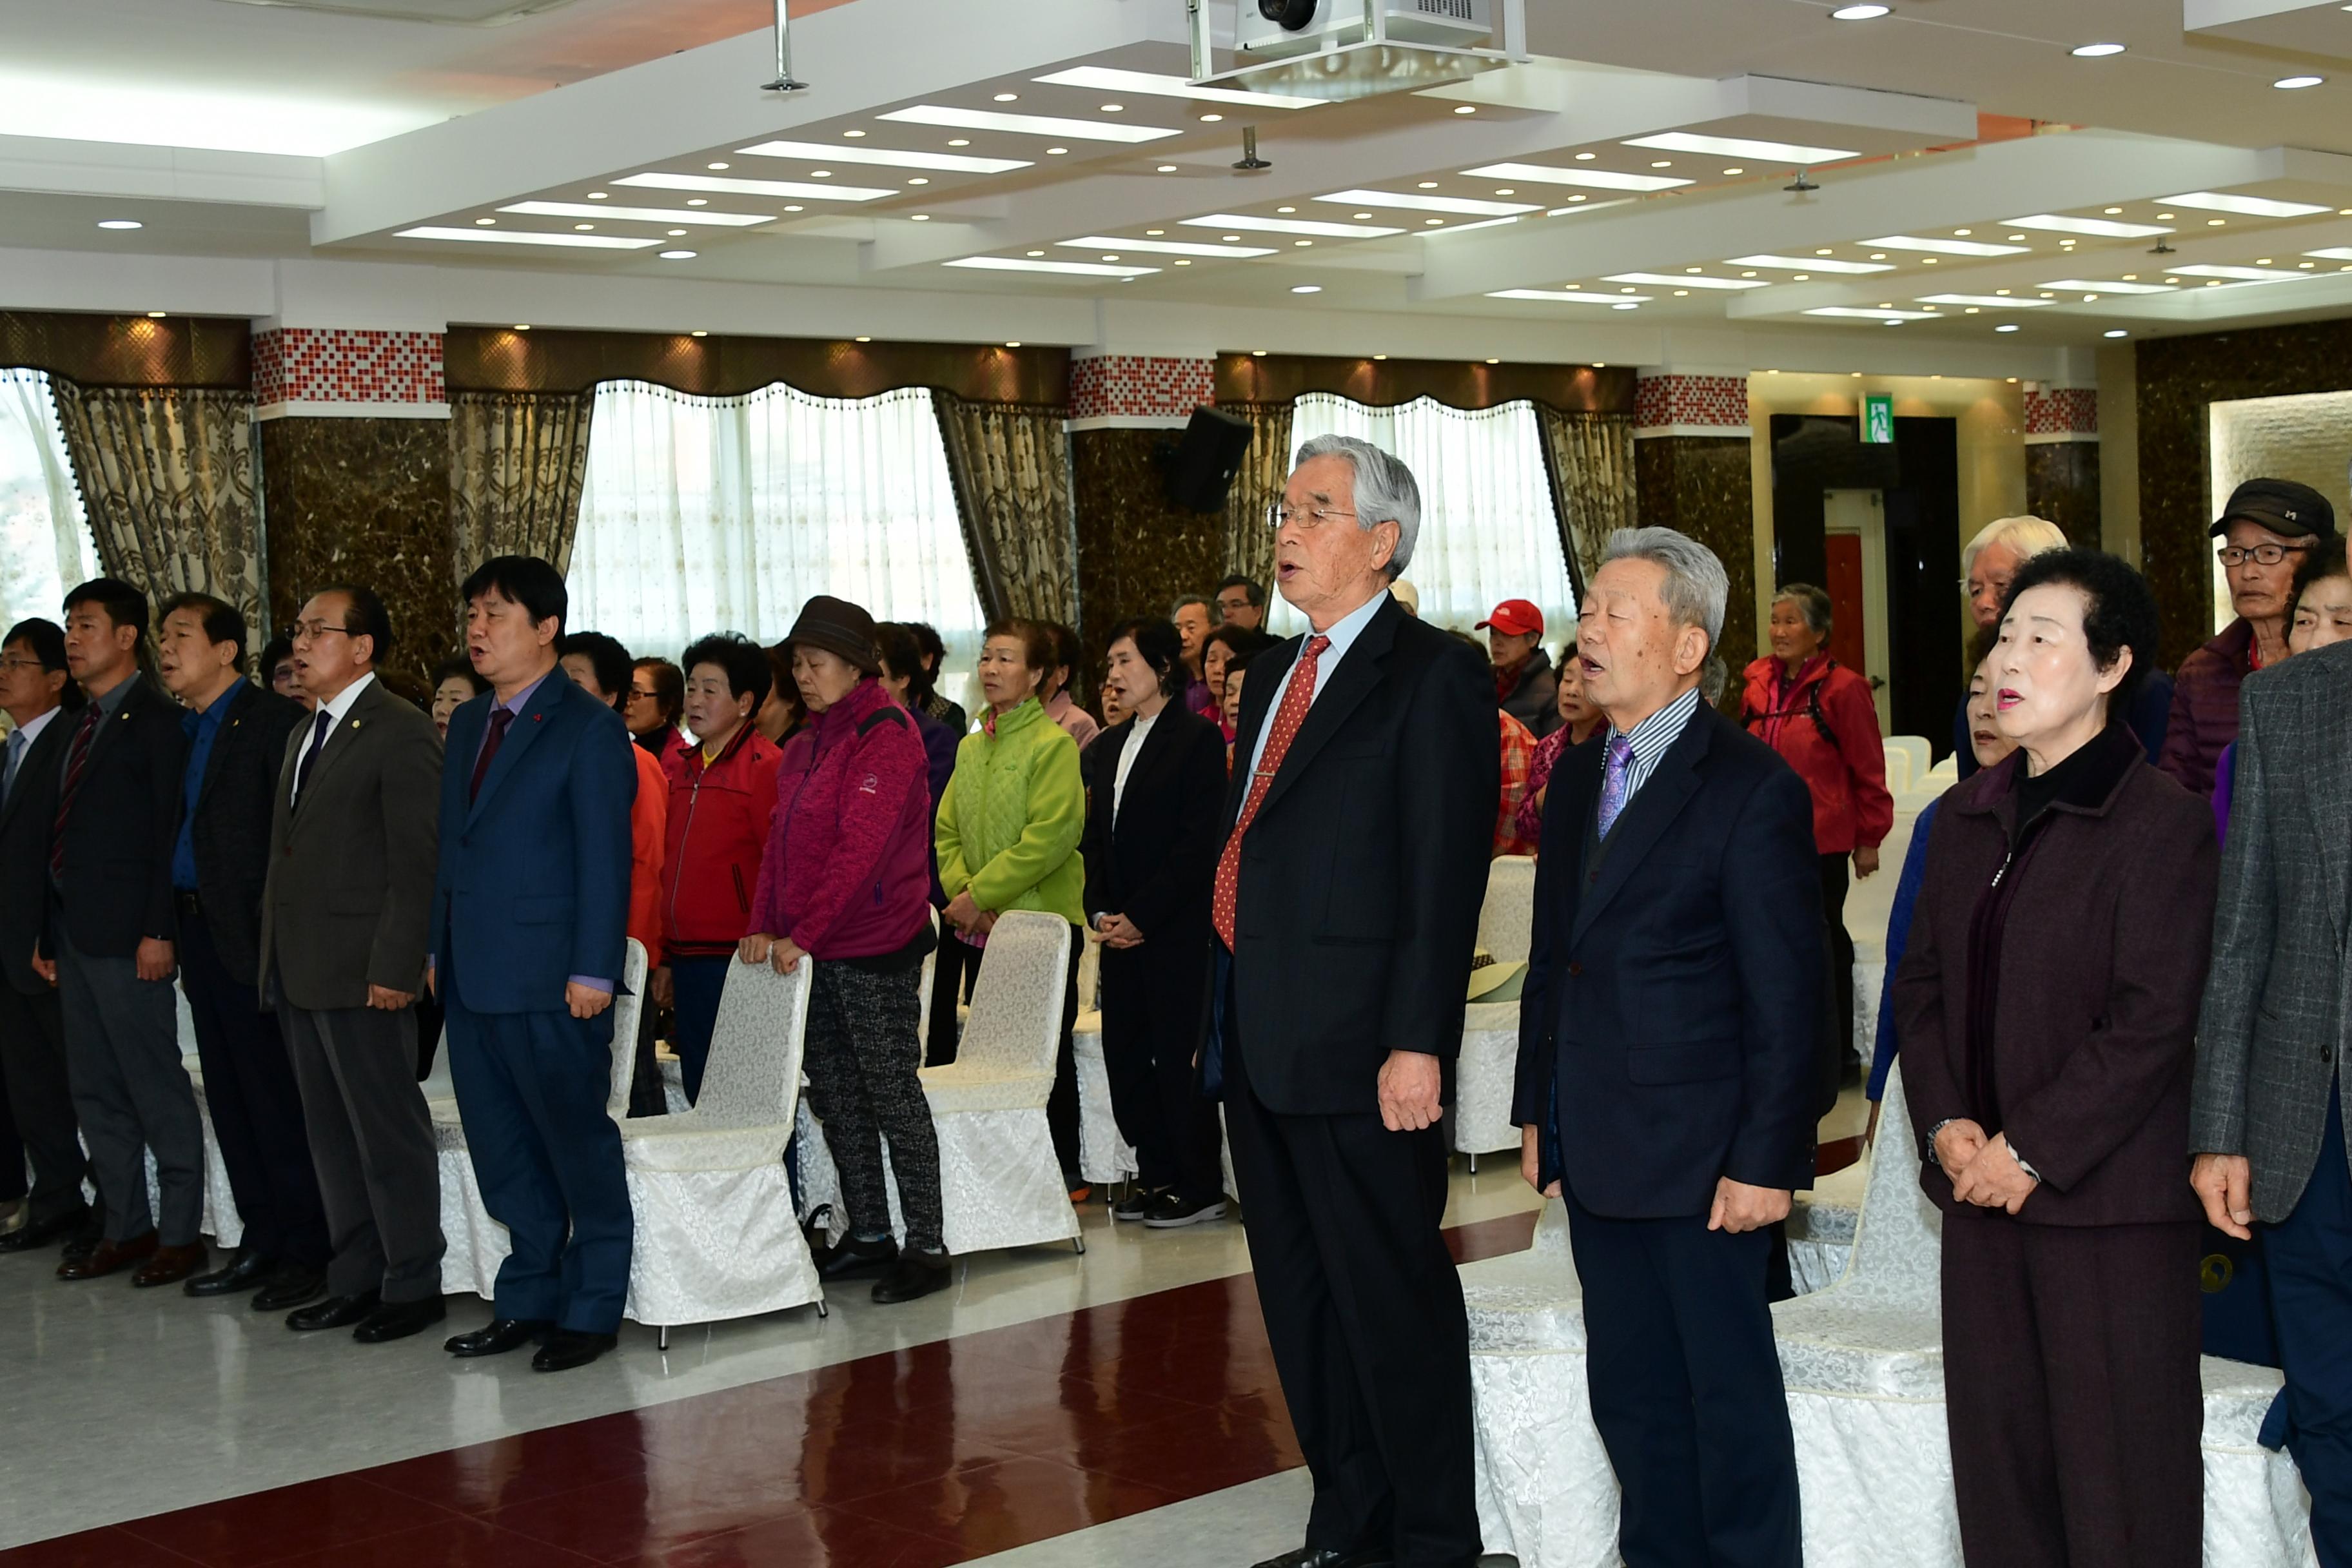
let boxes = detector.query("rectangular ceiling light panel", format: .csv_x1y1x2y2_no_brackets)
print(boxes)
1803,306,1937,320
1489,288,1651,304
2168,263,2309,280
1464,162,1690,192
1727,253,1893,273
1061,235,1277,257
1318,188,1539,216
880,104,1179,143
2003,213,2173,238
500,201,774,226
1865,235,2030,256
1031,66,1324,110
618,172,894,201
1183,213,1404,238
2160,191,2333,218
945,256,1160,277
2038,277,2177,293
1623,132,1858,164
395,226,656,249
736,139,1030,173
1914,293,2055,307
1603,272,1769,289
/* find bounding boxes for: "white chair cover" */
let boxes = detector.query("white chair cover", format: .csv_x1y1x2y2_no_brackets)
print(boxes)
154,985,242,1246
1885,735,1930,793
1068,925,1137,1185
1456,856,1535,1159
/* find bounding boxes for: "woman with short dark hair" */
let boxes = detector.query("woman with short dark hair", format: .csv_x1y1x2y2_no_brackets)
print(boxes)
1895,549,2217,1567
627,656,688,777
1083,616,1230,1227
903,620,968,736
1039,621,1099,752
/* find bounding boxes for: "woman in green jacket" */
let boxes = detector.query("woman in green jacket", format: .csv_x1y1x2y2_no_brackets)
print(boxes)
937,618,1089,1194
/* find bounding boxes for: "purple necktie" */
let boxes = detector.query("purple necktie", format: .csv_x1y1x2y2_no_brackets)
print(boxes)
1596,734,1634,839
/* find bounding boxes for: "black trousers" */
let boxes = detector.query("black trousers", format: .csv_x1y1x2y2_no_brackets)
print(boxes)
1566,1188,1801,1568
1222,965,1478,1567
1943,1207,2202,1568
1820,852,1854,1067
1099,944,1222,1202
925,928,974,1068
179,905,330,1265
0,979,90,1226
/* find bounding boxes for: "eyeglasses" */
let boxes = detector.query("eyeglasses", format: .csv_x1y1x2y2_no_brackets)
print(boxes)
1960,576,2013,598
2217,542,2311,568
286,621,354,645
1265,502,1361,531
0,656,47,673
626,687,658,702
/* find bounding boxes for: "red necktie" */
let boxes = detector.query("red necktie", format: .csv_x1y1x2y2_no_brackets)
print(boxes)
48,705,101,882
469,706,514,804
1212,635,1329,948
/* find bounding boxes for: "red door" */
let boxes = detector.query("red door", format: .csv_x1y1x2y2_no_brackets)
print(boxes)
1824,534,1868,678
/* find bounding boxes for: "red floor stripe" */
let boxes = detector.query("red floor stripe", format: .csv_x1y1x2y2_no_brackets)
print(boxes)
5,1210,1539,1568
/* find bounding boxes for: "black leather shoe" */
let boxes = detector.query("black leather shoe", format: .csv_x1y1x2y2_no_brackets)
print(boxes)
0,1206,91,1253
251,1266,327,1312
444,1317,553,1358
58,1231,100,1265
871,1250,952,1305
814,1232,896,1280
286,1290,380,1331
184,1250,278,1297
531,1329,617,1373
1249,1549,1395,1568
353,1296,447,1344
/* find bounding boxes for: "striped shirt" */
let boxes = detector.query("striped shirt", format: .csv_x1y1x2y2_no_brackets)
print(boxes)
1607,685,1703,806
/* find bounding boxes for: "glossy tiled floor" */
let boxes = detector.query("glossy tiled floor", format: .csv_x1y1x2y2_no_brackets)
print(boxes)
0,1165,1545,1566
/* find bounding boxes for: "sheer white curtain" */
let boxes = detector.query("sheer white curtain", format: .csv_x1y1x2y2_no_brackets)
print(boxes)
1280,394,1577,642
569,380,986,669
0,371,99,636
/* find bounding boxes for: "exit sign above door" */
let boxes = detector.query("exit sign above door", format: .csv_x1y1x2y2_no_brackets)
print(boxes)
1861,394,1894,444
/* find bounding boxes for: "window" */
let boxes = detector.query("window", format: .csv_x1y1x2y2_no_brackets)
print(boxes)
1280,394,1576,642
568,380,985,671
0,371,99,637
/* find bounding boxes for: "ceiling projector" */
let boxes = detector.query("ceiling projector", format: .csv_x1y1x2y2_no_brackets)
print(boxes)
1237,0,1494,57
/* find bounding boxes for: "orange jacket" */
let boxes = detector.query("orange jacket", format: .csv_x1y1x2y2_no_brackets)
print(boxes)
627,743,667,959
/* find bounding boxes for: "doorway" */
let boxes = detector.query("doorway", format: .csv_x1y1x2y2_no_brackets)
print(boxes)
1823,489,1891,734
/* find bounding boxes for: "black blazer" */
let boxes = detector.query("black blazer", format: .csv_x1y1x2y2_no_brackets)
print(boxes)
185,681,304,986
1212,593,1496,1116
1513,700,1823,1219
50,676,186,960
0,705,78,994
1081,703,1228,942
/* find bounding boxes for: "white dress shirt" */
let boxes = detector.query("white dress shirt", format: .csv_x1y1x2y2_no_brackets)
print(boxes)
2,704,59,807
289,671,375,804
1113,706,1160,821
1240,587,1393,785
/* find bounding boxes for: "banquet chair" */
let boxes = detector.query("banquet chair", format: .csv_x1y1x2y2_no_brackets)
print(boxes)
1885,734,1931,794
1068,923,1140,1188
150,986,240,1246
1456,855,1536,1168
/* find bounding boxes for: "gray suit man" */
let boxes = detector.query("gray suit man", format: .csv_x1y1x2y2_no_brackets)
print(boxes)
2191,585,2352,1563
260,587,446,1343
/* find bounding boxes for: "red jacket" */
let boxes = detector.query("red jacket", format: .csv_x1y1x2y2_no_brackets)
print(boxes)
1739,654,1894,856
2157,618,2255,799
748,678,933,961
659,723,783,961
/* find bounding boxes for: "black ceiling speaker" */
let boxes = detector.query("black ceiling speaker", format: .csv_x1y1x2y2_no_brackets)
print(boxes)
1260,0,1319,30
1162,406,1255,513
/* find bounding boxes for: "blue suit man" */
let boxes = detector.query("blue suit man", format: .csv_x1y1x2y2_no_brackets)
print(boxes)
430,556,636,1373
1515,529,1822,1568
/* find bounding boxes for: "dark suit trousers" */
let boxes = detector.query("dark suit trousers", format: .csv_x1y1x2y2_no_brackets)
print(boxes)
0,983,85,1220
667,953,730,1106
55,923,203,1244
444,988,632,1333
1099,945,1222,1202
2252,1090,2352,1567
282,1001,445,1302
1565,1188,1801,1568
1943,1206,2202,1568
178,905,328,1266
1222,965,1478,1567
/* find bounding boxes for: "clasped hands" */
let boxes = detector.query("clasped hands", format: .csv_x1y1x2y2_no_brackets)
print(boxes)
941,890,995,940
1934,1118,2039,1213
736,933,807,974
1095,912,1144,949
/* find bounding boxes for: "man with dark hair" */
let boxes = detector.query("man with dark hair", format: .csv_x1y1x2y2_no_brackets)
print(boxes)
264,585,447,1342
155,591,328,1306
1215,574,1267,634
0,618,93,1255
50,578,208,1286
434,556,635,1372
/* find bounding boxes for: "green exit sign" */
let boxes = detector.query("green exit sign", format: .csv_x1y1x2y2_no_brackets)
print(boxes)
1862,393,1894,444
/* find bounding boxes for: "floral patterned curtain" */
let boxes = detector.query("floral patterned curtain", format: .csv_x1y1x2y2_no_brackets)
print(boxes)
448,390,596,585
930,392,1078,628
48,378,262,625
1533,405,1638,603
1217,400,1292,596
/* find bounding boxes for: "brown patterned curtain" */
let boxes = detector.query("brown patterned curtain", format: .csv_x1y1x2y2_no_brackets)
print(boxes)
1534,405,1638,601
932,392,1078,627
448,390,595,582
48,380,262,623
1217,401,1292,594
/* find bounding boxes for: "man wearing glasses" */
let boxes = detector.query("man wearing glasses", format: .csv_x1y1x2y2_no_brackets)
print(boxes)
2160,478,2342,798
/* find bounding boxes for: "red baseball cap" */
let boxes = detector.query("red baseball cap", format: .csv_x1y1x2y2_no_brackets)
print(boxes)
1476,600,1544,637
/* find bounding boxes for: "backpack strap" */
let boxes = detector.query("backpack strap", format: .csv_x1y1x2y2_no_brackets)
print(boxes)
857,706,909,738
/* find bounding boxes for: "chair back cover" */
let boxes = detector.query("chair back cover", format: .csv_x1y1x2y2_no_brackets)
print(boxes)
1477,856,1538,965
691,956,812,1132
957,911,1071,1080
604,937,650,1117
1838,1071,1943,1312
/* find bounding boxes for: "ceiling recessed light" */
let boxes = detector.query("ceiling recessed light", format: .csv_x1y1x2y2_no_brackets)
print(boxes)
1100,103,1123,113
1723,166,1744,175
994,92,1018,102
881,104,1177,142
2275,75,2325,90
1463,161,1690,193
1494,188,1515,195
1319,188,1537,217
621,172,894,201
669,229,685,236
1794,273,1810,280
2071,42,2126,57
1157,164,1178,173
395,226,658,250
707,161,729,170
908,177,930,185
658,249,696,259
1623,131,1858,164
2161,190,2333,218
945,256,1159,277
1045,146,1067,155
1174,258,1190,265
1865,233,2030,257
511,322,528,331
785,204,803,212
1293,284,1322,293
737,139,1031,174
1186,213,1406,238
2103,206,2123,214
1006,340,1021,348
1250,349,1266,357
1299,237,1320,243
1416,181,1439,189
1488,288,1652,305
1995,323,2021,331
146,310,166,319
687,198,707,206
573,223,594,231
2105,329,2128,337
1603,271,1769,289
1651,161,1672,169
587,191,607,200
855,335,871,342
1727,253,1894,273
1831,3,1890,17
1200,113,1224,123
1612,302,1639,310
843,129,866,139
1455,105,1477,115
97,219,142,230
948,138,971,147
2003,213,2172,238
502,201,775,226
475,217,496,226
1353,212,1372,219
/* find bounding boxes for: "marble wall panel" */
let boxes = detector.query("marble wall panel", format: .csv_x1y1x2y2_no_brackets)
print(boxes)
2026,442,2102,549
1636,435,1756,705
1070,427,1226,698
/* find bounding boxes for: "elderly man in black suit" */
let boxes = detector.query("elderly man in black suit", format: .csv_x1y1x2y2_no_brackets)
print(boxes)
155,592,326,1307
0,618,93,1255
1211,434,1496,1568
1516,527,1822,1568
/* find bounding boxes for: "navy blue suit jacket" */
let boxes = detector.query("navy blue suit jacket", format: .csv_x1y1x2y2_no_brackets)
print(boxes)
430,667,634,1016
1512,701,1823,1219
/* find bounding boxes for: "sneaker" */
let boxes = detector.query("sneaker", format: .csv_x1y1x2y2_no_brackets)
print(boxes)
1111,1188,1158,1222
1142,1191,1229,1229
814,1232,897,1281
1066,1178,1093,1205
872,1249,952,1305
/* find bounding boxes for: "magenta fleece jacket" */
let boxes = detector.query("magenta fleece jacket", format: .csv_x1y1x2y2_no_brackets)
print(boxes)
748,677,934,960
